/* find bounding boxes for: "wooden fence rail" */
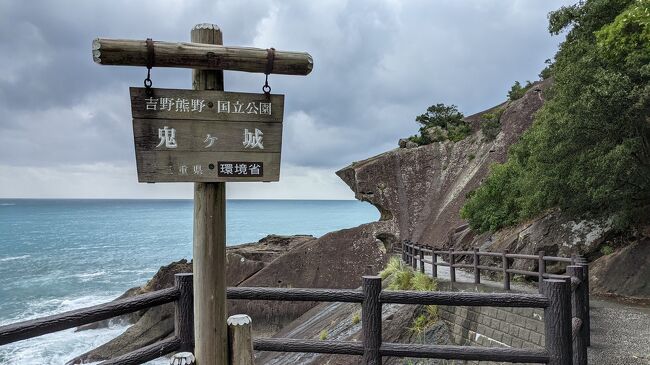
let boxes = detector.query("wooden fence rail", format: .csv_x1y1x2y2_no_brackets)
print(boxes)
402,239,590,365
0,271,580,364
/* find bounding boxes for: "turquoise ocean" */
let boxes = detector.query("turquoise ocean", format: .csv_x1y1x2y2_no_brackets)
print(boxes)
0,199,378,364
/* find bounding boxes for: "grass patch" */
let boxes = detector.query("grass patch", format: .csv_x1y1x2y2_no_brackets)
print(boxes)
319,329,328,340
381,257,439,339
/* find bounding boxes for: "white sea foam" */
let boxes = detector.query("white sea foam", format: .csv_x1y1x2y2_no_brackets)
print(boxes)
0,203,16,206
0,294,168,364
0,255,30,262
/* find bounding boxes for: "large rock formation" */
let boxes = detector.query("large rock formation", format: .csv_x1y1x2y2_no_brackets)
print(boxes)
590,236,650,300
69,223,394,363
337,80,550,248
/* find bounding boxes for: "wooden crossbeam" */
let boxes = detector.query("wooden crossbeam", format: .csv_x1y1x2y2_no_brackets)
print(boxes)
92,38,313,75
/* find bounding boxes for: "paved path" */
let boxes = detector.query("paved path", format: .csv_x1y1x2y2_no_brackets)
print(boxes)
415,256,650,364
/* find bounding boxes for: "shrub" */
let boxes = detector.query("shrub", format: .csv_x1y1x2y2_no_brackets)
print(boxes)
351,311,361,325
480,108,505,141
600,245,614,256
319,329,328,340
507,80,533,101
409,104,471,145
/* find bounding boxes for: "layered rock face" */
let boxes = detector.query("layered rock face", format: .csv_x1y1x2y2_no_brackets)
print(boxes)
70,223,394,363
337,80,550,249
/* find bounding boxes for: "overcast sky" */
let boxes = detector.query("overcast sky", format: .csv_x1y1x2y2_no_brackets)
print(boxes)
0,0,572,199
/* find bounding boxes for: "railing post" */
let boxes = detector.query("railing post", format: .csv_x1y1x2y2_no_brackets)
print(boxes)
567,266,587,365
174,273,194,353
362,276,382,365
538,250,546,293
473,248,480,284
449,249,456,283
406,241,411,265
541,279,572,365
431,249,438,278
575,256,590,346
227,314,254,365
502,249,510,290
401,240,406,263
419,245,425,274
412,243,418,270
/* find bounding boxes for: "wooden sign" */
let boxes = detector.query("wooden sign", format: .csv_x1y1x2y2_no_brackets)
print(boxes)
130,87,284,182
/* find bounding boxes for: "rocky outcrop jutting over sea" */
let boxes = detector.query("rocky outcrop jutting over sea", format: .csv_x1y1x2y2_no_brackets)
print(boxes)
70,76,648,363
336,79,551,250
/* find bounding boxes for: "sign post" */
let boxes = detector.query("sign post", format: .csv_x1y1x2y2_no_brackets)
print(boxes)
191,24,227,365
93,22,312,364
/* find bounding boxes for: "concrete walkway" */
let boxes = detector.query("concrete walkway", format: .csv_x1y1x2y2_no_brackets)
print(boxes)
415,256,650,364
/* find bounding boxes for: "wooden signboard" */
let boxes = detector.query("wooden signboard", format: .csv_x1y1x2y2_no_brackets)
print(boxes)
130,87,284,182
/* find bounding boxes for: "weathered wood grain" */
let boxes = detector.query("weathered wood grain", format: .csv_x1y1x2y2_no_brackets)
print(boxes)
567,266,588,365
541,279,572,365
379,343,549,363
191,24,229,365
0,288,178,346
98,337,181,365
135,151,280,183
174,273,194,352
380,290,549,308
253,338,364,355
227,314,254,365
130,87,284,122
226,287,364,302
362,276,382,365
93,37,313,75
132,119,282,152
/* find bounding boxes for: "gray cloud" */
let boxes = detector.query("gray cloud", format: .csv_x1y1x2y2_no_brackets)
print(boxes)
0,0,572,198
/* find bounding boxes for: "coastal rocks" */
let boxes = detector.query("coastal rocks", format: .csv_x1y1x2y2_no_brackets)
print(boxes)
229,221,393,336
590,237,650,300
69,226,393,364
68,234,315,364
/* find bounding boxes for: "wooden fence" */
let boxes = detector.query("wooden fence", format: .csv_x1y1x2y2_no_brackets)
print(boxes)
402,239,590,364
0,269,585,364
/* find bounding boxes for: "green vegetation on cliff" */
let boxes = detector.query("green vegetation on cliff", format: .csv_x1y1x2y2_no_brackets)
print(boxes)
462,0,650,233
409,104,471,145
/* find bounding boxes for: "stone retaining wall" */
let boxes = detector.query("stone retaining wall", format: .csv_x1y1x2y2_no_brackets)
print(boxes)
439,305,545,349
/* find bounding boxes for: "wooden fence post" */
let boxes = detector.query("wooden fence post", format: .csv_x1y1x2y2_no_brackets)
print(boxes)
362,276,382,365
405,240,410,265
541,279,572,365
502,249,510,291
538,250,546,294
419,246,425,274
174,273,194,352
412,243,418,270
567,266,587,365
191,24,228,365
473,248,480,284
227,314,254,365
401,240,406,263
431,249,438,278
576,256,590,346
449,249,456,283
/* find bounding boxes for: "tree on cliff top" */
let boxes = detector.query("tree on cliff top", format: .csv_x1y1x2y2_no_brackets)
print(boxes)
409,104,471,145
461,0,650,233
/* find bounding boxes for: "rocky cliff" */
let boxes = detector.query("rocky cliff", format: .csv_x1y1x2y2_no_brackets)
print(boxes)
337,80,549,250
